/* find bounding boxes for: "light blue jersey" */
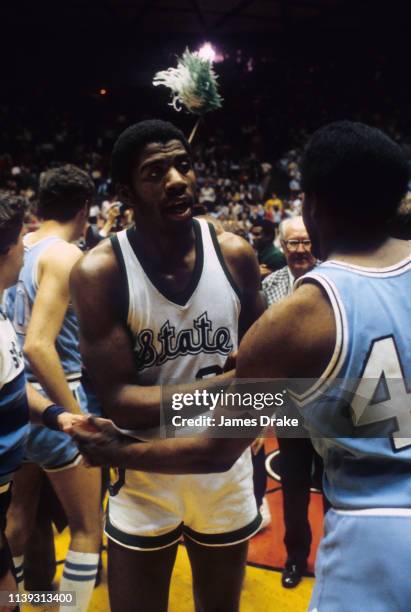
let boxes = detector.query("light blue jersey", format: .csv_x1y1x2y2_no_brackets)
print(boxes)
295,254,411,510
5,235,81,380
0,308,29,484
295,253,411,612
4,234,87,471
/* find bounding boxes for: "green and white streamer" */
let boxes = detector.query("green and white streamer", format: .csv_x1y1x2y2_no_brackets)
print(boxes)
153,49,223,116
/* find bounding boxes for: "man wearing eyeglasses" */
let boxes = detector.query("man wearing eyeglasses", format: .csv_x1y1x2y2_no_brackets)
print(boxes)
262,216,327,589
262,216,315,304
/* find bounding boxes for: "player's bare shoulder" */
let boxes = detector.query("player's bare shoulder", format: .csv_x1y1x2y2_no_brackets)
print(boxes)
216,230,259,291
217,229,255,261
39,239,83,277
197,216,254,265
70,237,125,326
71,238,118,290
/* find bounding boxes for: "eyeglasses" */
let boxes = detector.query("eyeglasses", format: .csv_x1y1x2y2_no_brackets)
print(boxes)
284,239,312,251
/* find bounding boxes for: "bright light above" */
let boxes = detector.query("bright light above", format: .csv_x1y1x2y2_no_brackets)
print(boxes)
198,42,216,63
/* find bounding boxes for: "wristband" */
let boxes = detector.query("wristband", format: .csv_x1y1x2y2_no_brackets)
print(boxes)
42,405,66,431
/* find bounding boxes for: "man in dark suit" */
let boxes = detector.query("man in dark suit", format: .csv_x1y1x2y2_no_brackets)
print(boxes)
262,215,327,588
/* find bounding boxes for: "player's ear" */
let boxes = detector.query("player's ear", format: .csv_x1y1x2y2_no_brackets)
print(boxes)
82,202,89,218
77,202,89,223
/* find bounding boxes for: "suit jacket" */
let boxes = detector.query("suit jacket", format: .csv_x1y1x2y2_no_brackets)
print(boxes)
262,266,292,306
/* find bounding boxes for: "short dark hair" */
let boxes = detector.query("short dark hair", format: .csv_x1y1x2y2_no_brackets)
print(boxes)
111,119,191,187
38,165,95,222
0,192,28,255
301,121,409,222
252,219,275,241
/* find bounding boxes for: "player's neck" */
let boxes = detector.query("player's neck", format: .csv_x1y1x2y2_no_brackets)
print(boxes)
132,224,196,265
326,235,410,267
30,220,79,244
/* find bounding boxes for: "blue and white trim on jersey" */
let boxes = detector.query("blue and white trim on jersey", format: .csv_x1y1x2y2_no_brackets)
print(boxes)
289,271,349,407
317,256,411,277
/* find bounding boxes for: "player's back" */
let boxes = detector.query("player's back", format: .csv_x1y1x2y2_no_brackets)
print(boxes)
5,234,81,380
295,252,411,509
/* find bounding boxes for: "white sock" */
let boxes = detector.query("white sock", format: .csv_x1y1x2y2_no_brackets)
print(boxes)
12,555,24,592
60,550,99,612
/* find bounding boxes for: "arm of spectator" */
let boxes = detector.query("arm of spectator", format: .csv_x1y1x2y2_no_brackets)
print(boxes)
99,203,120,238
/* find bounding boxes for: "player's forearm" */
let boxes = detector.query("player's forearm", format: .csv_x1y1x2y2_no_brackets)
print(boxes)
26,383,54,424
26,383,82,434
104,384,162,429
115,437,237,474
103,370,235,430
23,343,81,414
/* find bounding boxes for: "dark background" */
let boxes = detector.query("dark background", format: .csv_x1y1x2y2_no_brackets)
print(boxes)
1,0,411,161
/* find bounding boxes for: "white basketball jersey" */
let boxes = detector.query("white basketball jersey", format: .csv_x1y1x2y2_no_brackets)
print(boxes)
0,310,25,387
112,218,241,438
0,308,30,479
107,220,256,539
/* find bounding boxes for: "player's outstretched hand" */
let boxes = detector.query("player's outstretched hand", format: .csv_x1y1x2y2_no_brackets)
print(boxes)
63,414,106,435
58,412,89,433
70,416,137,468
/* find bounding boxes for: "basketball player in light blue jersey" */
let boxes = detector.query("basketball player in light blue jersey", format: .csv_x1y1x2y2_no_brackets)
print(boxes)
0,192,87,607
5,168,101,612
72,121,411,611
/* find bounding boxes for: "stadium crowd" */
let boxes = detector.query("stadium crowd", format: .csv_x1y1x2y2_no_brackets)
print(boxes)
0,106,308,253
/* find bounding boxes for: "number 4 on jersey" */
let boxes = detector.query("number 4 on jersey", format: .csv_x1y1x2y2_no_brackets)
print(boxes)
351,336,411,451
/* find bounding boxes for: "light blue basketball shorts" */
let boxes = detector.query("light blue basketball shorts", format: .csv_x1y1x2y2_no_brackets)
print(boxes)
25,379,89,471
310,508,411,612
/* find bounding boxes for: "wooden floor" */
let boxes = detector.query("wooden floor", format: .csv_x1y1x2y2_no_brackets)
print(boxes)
24,439,324,611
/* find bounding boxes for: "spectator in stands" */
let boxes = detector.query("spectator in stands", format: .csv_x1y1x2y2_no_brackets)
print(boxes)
85,202,121,249
264,192,283,219
198,179,216,212
251,219,286,278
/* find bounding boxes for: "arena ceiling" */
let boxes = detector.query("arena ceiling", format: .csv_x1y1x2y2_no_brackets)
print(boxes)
3,0,394,38
2,0,405,92
90,0,348,34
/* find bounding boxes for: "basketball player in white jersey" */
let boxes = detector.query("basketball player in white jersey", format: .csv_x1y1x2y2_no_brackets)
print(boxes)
73,121,411,610
70,120,265,612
